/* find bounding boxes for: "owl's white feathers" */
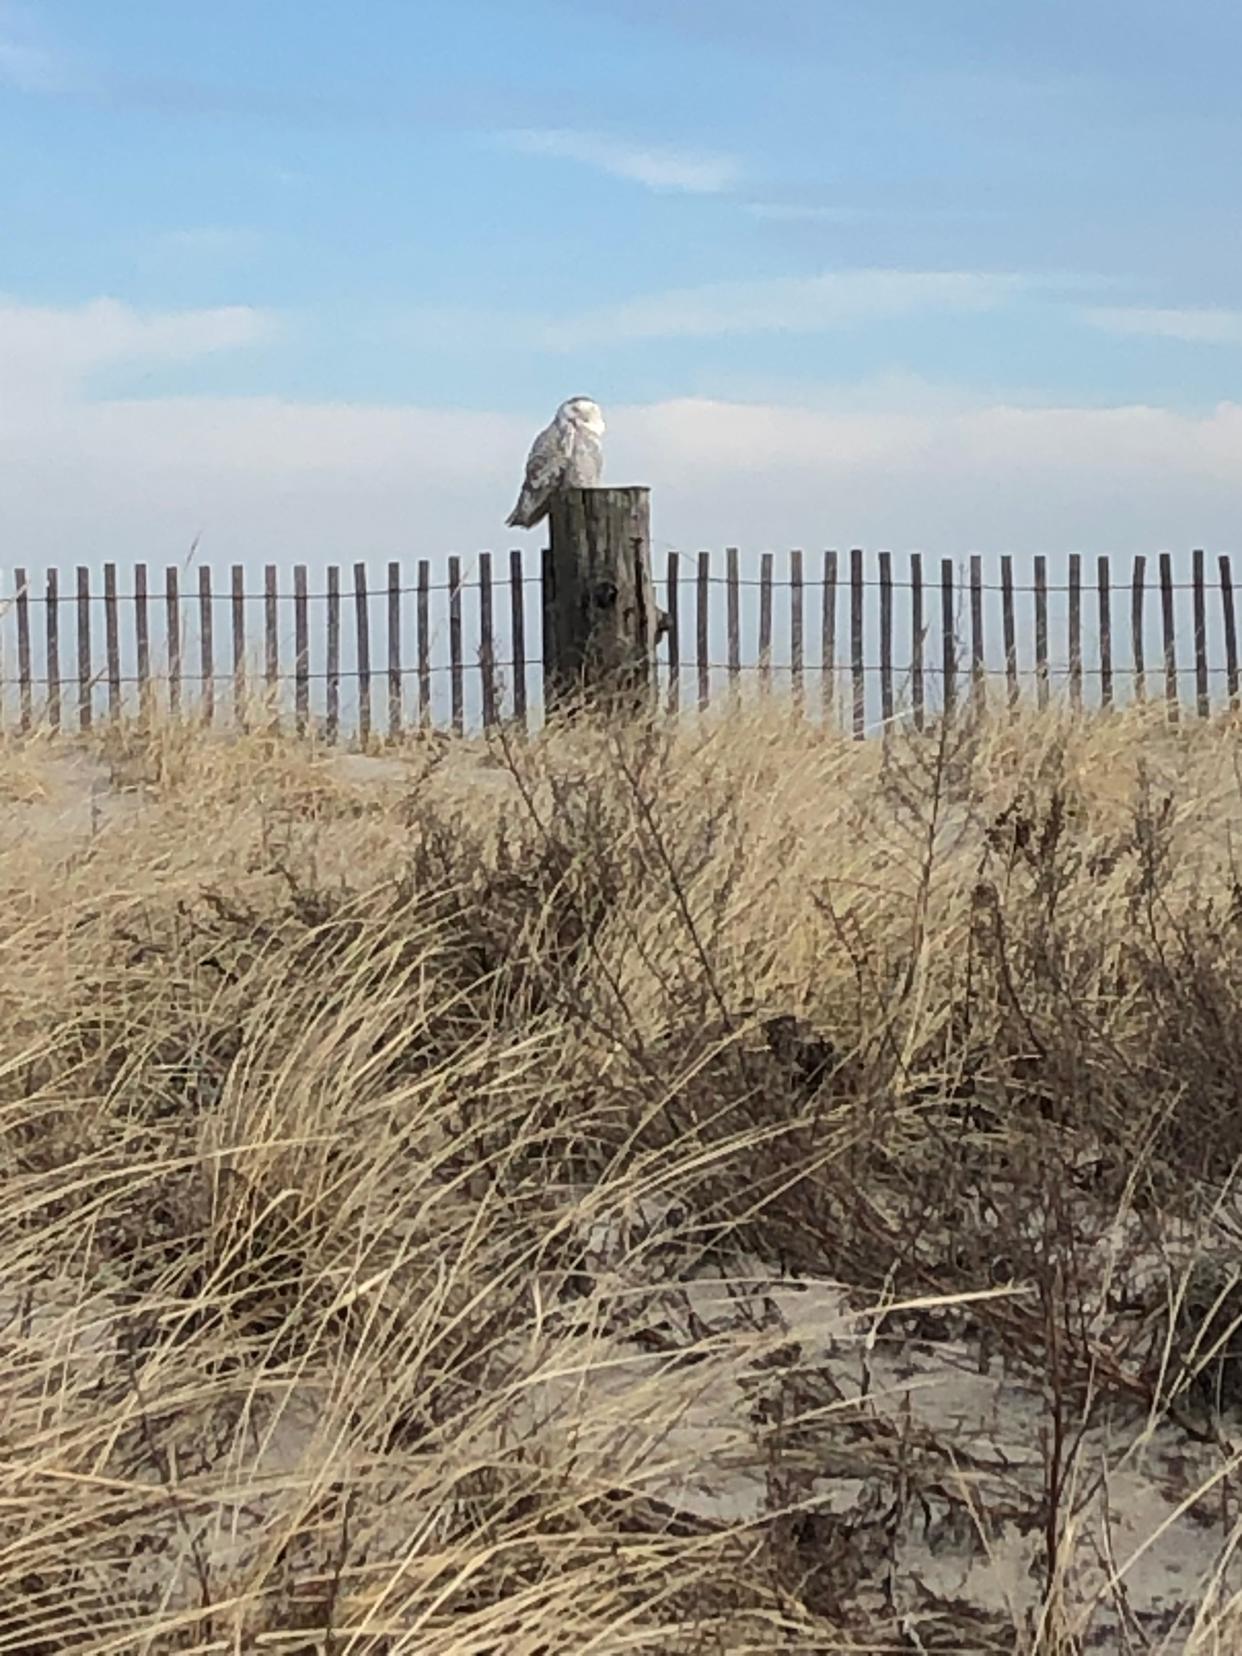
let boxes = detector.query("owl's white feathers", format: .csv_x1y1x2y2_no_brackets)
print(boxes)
506,397,606,529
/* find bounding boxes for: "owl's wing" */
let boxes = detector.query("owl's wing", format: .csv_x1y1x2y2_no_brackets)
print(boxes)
523,420,569,497
506,419,569,528
568,429,604,487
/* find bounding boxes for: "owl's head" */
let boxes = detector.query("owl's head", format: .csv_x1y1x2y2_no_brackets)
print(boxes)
559,396,606,437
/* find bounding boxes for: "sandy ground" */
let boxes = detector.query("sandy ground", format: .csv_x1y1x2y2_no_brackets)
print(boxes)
7,1208,1241,1649
0,742,519,851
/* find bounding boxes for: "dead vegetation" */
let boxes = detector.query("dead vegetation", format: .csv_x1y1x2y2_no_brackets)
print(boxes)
4,700,1242,1651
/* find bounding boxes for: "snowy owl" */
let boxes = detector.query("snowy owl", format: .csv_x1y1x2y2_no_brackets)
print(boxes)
506,396,606,529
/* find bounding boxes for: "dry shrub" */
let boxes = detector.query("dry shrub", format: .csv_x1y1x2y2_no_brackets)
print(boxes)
2,700,1242,1651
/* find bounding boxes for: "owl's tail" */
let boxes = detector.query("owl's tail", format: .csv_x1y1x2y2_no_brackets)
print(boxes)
506,489,547,530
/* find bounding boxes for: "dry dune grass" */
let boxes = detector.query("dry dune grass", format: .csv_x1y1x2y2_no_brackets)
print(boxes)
5,700,1242,1650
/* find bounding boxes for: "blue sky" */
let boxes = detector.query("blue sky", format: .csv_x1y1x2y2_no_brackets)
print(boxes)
5,0,1242,412
2,0,1242,576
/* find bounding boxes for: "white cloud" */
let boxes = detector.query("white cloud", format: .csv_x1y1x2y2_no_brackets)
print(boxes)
399,269,1047,353
5,298,1242,573
1082,305,1242,345
0,296,277,402
560,270,1029,345
501,127,741,193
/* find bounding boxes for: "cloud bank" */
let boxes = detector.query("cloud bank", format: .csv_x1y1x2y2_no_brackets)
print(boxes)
3,297,1240,571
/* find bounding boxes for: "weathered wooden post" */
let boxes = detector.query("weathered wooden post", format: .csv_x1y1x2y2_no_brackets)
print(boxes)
543,486,665,714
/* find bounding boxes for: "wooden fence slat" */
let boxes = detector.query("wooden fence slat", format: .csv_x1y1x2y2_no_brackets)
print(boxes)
14,569,31,732
1068,553,1082,708
697,550,710,713
540,546,554,715
105,563,121,720
294,565,309,735
726,546,740,697
665,552,680,715
417,561,431,728
354,562,372,743
264,565,278,706
198,567,214,725
850,547,864,739
1131,554,1146,702
46,569,60,731
970,553,984,711
1221,555,1239,712
910,552,924,731
1097,556,1112,709
449,554,464,736
1160,551,1178,719
18,550,1237,735
165,567,180,716
940,558,955,718
790,549,804,710
134,564,149,720
479,553,497,729
822,551,838,723
759,552,773,693
1193,547,1209,718
878,550,893,722
76,567,92,731
510,549,528,729
326,566,341,742
1034,556,1048,709
230,564,245,725
388,560,402,738
1001,554,1017,709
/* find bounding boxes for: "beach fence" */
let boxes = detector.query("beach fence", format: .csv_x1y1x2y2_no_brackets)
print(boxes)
2,548,1238,739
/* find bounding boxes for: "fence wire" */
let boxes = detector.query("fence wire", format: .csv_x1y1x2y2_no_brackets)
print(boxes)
1,549,1237,737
